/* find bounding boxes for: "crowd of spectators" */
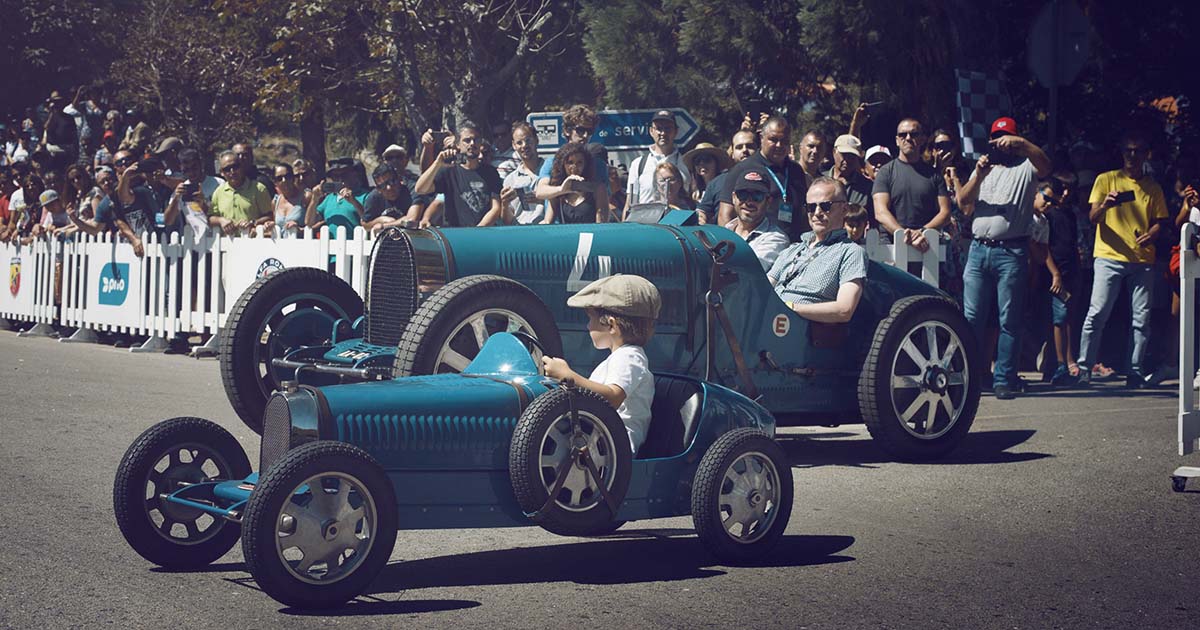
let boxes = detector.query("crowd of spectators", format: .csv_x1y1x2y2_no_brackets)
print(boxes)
2,87,1197,396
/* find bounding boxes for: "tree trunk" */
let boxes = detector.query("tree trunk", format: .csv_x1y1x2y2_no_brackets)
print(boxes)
301,98,326,176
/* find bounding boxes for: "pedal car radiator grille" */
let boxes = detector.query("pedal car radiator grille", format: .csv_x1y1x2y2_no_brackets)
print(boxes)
365,231,419,348
259,394,292,473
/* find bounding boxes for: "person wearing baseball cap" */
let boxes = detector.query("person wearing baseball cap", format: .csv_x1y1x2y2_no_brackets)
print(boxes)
827,134,873,208
726,165,790,270
864,145,891,179
542,274,660,456
957,116,1052,399
623,109,692,215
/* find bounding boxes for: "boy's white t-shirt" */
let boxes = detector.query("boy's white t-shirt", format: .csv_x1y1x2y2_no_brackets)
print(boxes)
588,344,654,456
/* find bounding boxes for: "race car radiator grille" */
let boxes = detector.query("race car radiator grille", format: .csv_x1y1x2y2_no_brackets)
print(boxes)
259,394,293,473
365,231,419,348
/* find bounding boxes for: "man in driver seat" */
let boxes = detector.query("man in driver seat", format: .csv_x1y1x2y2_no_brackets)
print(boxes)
542,275,661,456
768,176,869,323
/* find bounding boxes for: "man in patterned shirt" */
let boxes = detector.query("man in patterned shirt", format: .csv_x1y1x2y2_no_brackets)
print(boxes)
767,176,869,323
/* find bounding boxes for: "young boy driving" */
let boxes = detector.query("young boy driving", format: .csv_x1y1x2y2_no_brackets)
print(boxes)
542,274,661,456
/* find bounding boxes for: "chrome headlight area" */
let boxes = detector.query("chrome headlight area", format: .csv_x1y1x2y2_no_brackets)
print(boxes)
259,385,329,473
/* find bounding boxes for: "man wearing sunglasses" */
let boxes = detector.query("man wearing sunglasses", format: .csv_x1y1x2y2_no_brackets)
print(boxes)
767,176,868,323
1075,129,1169,389
209,150,273,236
957,116,1052,399
872,118,951,253
725,165,790,271
535,104,610,204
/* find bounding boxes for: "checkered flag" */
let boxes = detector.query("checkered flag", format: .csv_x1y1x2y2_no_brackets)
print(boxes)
955,69,1012,160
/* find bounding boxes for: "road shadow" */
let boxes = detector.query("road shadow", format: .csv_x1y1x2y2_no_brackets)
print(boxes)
153,561,246,574
367,533,854,595
1006,386,1177,400
780,429,1051,468
281,598,481,617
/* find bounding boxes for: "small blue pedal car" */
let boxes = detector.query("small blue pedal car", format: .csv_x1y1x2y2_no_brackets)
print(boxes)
115,332,793,609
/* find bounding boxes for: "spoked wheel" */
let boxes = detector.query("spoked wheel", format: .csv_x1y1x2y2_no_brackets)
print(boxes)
241,441,397,610
691,429,792,563
220,268,363,434
859,295,980,461
392,275,562,377
113,417,251,569
509,388,632,536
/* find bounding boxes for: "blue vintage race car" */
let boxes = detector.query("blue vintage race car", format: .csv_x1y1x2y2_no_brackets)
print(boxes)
115,332,793,608
221,211,980,461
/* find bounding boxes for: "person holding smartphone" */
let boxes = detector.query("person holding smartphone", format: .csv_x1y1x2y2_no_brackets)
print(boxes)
1077,129,1170,388
414,123,503,228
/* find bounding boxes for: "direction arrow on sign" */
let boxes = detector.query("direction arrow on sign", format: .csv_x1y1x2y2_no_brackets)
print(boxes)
526,108,699,153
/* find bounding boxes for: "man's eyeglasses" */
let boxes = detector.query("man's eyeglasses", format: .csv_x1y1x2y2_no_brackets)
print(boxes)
115,157,135,167
735,190,768,203
274,173,292,181
805,200,844,215
571,126,594,137
220,164,240,174
896,131,923,139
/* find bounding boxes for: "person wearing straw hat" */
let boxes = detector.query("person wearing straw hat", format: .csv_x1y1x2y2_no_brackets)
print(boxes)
683,142,733,209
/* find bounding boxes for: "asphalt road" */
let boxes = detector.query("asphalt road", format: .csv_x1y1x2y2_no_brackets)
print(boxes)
2,331,1199,629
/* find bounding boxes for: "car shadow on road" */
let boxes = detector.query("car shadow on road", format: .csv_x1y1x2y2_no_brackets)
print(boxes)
366,533,854,595
779,429,1051,468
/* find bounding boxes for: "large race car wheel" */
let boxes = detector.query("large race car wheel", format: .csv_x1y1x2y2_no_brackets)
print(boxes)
113,417,251,569
220,268,363,434
509,388,632,536
691,428,792,563
392,275,562,377
858,295,981,461
241,441,398,610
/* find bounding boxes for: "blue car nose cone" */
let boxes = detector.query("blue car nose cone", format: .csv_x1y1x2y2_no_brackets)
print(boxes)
464,332,541,377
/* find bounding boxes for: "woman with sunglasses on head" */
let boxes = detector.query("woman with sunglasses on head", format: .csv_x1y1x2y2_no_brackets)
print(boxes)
542,142,608,224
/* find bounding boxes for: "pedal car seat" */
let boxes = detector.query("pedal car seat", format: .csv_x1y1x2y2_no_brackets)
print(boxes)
637,375,703,459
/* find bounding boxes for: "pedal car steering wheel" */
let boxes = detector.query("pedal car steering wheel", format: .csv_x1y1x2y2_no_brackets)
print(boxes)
509,331,548,375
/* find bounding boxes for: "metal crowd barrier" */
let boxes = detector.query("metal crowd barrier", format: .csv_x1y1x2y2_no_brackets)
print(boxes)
0,225,943,353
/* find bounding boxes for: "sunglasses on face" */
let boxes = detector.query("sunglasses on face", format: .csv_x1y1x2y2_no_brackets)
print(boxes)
805,200,844,215
933,141,956,152
220,164,240,174
572,126,594,136
735,190,768,203
896,131,923,139
274,173,291,181
115,157,134,166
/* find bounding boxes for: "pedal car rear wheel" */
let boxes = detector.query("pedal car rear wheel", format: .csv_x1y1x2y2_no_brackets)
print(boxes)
691,428,792,563
858,295,980,461
510,388,632,536
241,441,397,609
392,274,562,377
220,268,363,434
113,417,251,569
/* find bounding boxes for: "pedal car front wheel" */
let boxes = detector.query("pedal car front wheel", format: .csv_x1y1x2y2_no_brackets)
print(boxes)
113,417,251,569
691,428,792,563
240,441,398,609
510,388,632,536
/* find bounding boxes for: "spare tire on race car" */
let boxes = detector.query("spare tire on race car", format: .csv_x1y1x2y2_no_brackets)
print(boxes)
858,294,981,461
392,274,563,377
220,268,363,434
509,388,632,536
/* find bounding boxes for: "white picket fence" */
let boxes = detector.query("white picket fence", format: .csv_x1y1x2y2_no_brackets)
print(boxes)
0,225,943,351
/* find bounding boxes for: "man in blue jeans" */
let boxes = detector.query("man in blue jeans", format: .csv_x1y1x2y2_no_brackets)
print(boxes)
1077,130,1169,387
957,117,1052,399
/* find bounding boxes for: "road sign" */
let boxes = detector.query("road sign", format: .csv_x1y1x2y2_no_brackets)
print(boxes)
1027,0,1090,89
526,108,699,153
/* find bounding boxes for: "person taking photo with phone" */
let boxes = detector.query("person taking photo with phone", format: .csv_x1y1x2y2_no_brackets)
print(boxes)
1076,129,1169,388
414,123,503,228
956,116,1052,399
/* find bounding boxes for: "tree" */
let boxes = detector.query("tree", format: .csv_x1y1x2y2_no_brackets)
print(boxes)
109,0,263,157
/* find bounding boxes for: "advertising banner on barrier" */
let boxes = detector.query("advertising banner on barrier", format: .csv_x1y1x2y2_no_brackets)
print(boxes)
85,239,144,329
0,241,36,319
223,235,327,305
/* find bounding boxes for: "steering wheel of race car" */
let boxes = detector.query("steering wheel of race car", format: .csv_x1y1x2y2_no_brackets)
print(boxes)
509,331,548,375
